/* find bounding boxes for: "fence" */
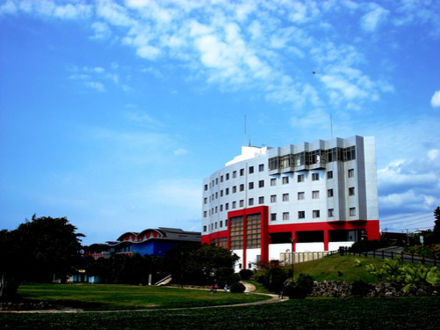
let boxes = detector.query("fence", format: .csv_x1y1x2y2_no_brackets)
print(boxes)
339,247,438,266
280,251,337,265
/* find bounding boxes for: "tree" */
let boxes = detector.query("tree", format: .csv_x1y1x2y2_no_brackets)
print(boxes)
434,206,440,238
0,215,84,300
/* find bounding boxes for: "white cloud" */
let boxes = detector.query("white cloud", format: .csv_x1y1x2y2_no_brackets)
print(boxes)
85,81,105,92
0,0,17,15
361,4,389,32
91,21,111,40
428,149,440,161
431,90,440,107
173,148,188,156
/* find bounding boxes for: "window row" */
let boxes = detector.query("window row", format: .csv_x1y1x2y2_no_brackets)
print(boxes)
269,207,356,221
203,219,229,232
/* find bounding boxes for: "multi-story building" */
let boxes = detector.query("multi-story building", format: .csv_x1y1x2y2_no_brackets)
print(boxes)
201,136,380,270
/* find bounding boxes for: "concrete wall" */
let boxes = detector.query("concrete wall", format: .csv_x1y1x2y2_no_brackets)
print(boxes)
295,242,324,252
269,243,292,261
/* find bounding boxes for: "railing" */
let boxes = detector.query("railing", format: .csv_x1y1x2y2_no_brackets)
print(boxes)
280,251,337,264
339,247,438,266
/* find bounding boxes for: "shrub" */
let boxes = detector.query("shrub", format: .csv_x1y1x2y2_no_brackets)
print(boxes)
285,274,314,299
263,268,288,293
230,282,246,293
349,240,384,253
239,269,253,280
351,280,372,297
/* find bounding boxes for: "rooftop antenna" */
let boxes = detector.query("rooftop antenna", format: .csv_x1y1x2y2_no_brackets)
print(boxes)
244,114,247,146
330,112,333,138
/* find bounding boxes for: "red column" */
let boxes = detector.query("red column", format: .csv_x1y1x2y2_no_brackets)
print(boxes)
260,207,269,264
324,230,329,251
227,215,231,250
292,231,296,252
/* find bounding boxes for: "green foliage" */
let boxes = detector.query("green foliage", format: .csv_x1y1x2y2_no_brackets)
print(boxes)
262,268,288,293
434,206,440,238
164,244,238,286
285,274,314,299
364,258,440,293
229,282,246,293
239,269,253,280
1,215,84,300
351,280,372,297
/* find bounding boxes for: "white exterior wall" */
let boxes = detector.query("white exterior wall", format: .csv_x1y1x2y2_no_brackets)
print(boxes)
328,241,355,250
269,243,292,261
295,242,325,252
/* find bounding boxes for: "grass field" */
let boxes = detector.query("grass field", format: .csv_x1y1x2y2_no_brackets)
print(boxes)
289,254,386,283
1,297,439,329
16,283,269,310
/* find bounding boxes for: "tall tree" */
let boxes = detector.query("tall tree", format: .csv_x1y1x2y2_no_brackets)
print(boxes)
434,206,440,238
0,215,84,300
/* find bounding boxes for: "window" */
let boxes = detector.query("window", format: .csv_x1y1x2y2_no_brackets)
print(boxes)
215,206,217,213
282,193,289,201
203,211,207,217
349,207,356,216
259,180,264,188
312,190,319,199
233,186,237,193
220,175,224,182
204,184,208,191
312,173,319,181
220,190,223,197
270,178,276,186
270,195,277,203
271,213,277,221
220,205,223,212
226,173,230,180
215,222,217,229
298,211,305,219
259,196,264,204
204,197,207,204
298,192,304,200
215,192,218,199
327,171,333,179
233,171,237,178
225,219,228,227
283,212,290,220
328,189,333,197
297,174,304,182
249,182,254,189
282,176,289,184
240,184,244,192
239,200,244,207
225,203,229,210
240,168,244,176
348,169,354,178
249,166,254,174
249,198,254,206
312,210,320,218
215,178,218,185
225,188,229,195
203,225,207,232
219,220,223,227
328,209,334,217
259,164,264,172
349,187,355,196
232,201,236,208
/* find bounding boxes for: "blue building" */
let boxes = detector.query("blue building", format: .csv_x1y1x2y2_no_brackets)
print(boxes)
87,227,201,259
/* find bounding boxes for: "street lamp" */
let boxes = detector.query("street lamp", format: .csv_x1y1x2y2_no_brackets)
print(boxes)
290,233,295,281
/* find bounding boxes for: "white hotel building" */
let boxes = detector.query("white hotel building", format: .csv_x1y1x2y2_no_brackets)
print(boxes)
201,136,380,270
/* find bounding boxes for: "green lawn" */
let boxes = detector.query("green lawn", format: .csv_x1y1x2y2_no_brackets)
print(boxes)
16,283,269,310
2,297,439,329
290,254,386,283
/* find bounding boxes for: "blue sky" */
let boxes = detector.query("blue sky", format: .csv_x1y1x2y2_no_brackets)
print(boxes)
0,0,439,244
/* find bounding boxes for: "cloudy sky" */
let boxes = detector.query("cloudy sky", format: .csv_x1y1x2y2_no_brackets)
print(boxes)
0,0,439,244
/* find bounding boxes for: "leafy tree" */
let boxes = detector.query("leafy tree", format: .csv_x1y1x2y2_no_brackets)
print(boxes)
434,206,440,239
0,215,84,300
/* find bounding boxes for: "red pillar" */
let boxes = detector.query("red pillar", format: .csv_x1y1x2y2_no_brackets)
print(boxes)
292,231,296,252
324,230,329,251
260,207,269,264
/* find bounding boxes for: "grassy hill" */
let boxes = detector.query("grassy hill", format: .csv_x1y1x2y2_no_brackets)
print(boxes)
287,254,386,283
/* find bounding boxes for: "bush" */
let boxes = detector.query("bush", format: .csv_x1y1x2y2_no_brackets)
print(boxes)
239,269,253,280
351,280,372,297
285,274,314,299
349,240,384,253
263,268,288,293
230,282,246,293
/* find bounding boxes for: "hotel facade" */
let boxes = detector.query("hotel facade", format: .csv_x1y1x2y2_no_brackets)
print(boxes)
201,136,380,270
